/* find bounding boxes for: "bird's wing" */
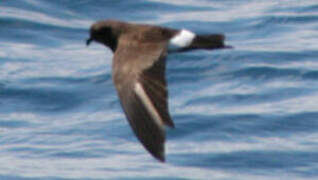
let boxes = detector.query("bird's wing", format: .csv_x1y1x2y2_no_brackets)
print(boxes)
112,38,174,162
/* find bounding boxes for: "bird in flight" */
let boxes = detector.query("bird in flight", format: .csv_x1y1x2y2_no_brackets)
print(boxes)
87,20,231,162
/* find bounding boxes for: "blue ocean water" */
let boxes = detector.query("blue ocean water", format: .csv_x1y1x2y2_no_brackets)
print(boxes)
1,0,318,179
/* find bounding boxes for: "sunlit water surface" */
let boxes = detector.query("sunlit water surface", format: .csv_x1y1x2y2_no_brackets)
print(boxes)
1,0,318,179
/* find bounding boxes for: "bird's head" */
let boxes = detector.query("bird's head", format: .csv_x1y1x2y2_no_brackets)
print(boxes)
87,20,124,52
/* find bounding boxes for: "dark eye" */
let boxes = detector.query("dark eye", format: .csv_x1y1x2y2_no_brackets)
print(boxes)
100,27,111,35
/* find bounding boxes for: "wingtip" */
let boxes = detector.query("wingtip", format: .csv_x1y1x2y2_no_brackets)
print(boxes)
154,151,166,162
159,157,166,162
147,145,166,162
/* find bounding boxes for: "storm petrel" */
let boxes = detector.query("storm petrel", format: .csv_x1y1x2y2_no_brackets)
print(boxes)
87,20,231,162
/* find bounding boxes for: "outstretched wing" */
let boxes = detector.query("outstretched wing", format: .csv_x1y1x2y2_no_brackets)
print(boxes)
112,38,174,162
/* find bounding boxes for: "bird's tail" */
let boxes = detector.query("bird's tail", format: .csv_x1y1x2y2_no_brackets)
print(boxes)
189,34,231,50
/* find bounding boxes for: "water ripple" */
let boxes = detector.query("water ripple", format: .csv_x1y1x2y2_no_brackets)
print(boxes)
1,0,318,179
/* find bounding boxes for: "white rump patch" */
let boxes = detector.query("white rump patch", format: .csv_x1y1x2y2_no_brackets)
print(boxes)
168,29,195,51
134,82,164,128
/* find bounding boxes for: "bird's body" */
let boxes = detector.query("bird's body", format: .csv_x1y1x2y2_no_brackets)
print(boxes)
87,20,230,162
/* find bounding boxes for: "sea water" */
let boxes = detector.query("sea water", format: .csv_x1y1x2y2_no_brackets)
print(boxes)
1,0,318,179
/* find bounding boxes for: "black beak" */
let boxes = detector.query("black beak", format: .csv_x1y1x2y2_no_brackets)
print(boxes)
86,38,93,46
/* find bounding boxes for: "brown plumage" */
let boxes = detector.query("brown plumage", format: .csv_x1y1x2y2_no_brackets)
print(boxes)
87,20,230,162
